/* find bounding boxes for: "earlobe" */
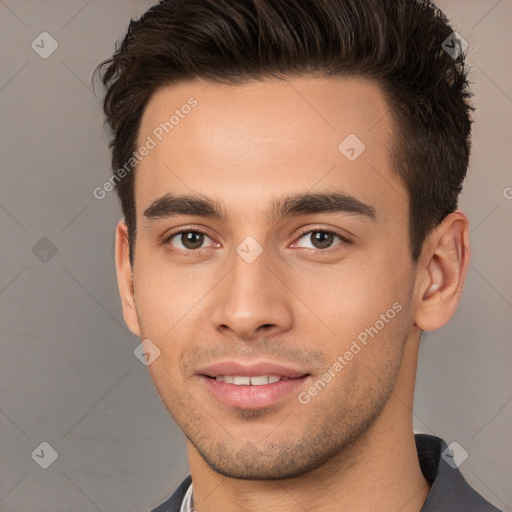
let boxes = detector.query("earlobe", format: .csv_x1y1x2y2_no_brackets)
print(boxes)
114,220,141,337
414,211,470,332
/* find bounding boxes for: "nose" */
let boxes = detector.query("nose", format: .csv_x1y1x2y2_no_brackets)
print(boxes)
210,245,293,340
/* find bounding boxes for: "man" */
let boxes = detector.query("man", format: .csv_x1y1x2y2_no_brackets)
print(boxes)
95,0,503,510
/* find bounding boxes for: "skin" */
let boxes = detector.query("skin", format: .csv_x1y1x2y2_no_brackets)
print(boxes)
114,76,470,512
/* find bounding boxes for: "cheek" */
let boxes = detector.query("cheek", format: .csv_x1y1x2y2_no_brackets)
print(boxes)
289,256,409,331
132,259,218,389
304,303,410,412
132,253,210,336
287,260,413,400
145,357,201,432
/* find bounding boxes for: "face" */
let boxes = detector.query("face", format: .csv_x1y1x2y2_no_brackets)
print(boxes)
125,76,418,479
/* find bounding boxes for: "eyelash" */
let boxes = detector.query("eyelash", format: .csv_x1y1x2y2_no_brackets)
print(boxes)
162,226,351,257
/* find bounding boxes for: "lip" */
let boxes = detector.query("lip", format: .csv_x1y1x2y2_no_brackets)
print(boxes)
200,375,308,409
197,360,309,379
197,360,310,410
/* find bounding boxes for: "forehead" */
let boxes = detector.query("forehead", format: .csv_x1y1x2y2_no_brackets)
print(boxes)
135,76,407,223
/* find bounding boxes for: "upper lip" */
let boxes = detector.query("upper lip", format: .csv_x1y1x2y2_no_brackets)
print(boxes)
197,360,309,378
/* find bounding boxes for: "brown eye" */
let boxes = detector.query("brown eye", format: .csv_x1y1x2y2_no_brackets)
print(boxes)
180,231,204,249
310,231,335,249
167,230,213,251
295,229,346,251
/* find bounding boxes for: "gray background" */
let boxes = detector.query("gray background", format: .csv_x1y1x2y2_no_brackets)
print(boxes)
0,1,511,511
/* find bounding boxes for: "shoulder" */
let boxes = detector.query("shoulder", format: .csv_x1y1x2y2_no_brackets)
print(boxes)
150,475,192,512
415,434,504,512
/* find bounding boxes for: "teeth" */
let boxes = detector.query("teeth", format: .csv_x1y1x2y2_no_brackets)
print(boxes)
249,375,269,386
233,376,251,385
215,375,282,385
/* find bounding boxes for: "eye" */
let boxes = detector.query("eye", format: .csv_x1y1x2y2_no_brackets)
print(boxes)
162,226,350,256
165,229,216,252
293,229,349,251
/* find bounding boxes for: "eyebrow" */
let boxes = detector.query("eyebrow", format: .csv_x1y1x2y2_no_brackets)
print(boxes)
143,191,377,223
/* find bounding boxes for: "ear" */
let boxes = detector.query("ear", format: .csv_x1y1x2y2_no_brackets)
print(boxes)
115,220,141,337
413,210,470,332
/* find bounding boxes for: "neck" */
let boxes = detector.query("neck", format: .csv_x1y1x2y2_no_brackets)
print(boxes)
187,334,430,512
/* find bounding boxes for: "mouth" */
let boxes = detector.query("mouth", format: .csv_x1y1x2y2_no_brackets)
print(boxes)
197,361,310,409
209,374,296,385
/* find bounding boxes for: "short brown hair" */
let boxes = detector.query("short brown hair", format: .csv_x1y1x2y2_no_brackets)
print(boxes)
94,0,473,266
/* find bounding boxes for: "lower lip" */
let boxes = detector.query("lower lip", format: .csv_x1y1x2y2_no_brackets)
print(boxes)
200,376,308,409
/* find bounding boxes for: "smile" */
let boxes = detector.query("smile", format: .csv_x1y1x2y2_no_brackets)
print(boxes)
213,375,287,385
